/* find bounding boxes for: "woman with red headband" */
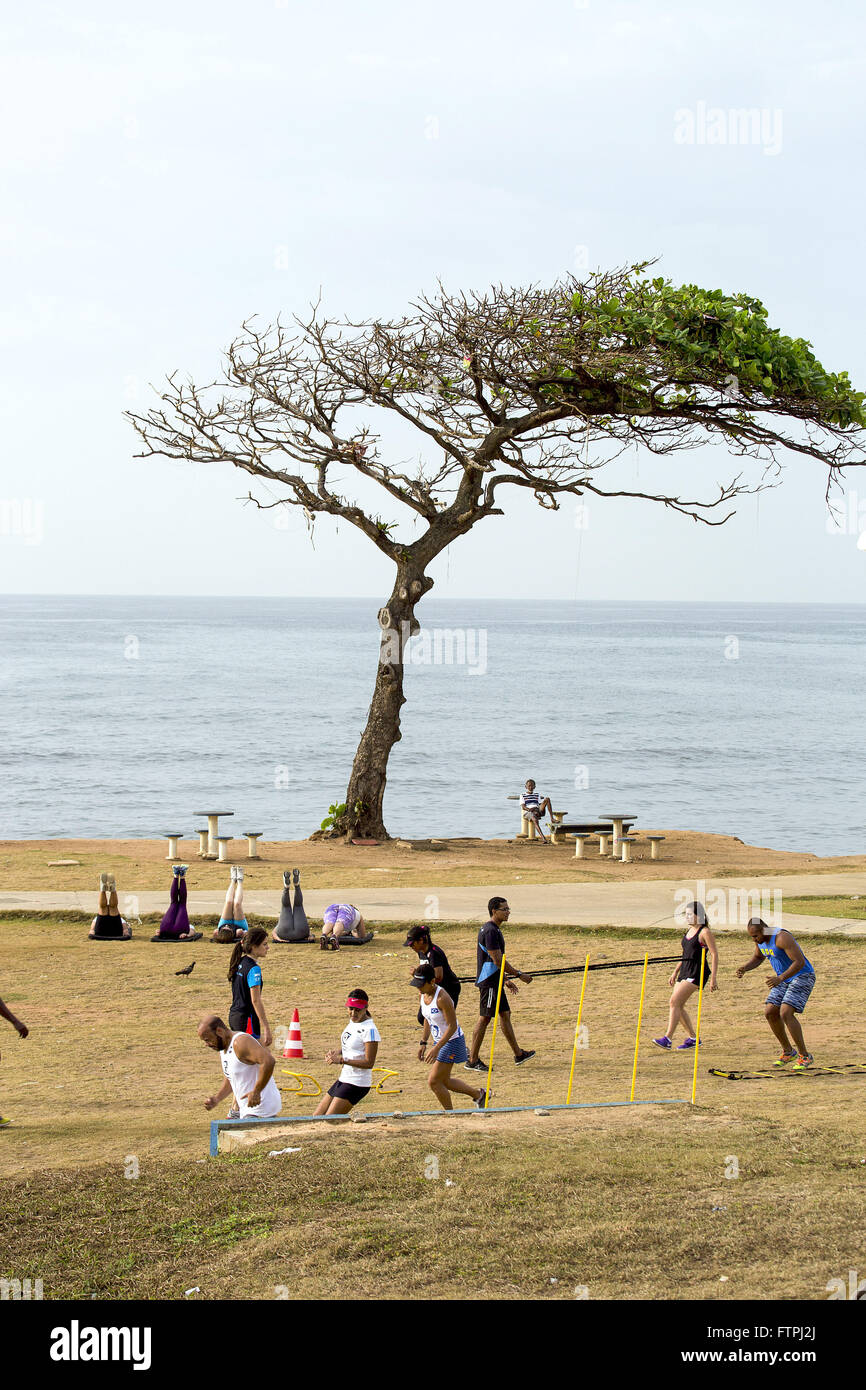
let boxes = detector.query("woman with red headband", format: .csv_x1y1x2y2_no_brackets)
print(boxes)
314,989,380,1116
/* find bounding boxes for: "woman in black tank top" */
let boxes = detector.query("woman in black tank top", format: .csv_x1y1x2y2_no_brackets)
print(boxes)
652,902,718,1051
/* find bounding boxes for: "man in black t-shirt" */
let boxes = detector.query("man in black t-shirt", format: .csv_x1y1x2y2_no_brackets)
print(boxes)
466,897,535,1070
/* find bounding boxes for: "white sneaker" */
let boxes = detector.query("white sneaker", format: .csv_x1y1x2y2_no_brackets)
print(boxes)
229,865,237,882
235,866,244,883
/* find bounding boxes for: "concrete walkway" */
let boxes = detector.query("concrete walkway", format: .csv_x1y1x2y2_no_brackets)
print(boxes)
2,871,864,936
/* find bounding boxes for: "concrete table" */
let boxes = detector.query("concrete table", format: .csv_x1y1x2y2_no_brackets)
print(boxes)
599,814,638,857
194,811,234,857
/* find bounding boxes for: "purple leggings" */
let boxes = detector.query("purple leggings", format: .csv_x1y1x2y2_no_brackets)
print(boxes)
158,876,190,939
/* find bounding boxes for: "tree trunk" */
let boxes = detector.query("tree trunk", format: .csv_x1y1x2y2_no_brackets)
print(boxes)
327,568,434,840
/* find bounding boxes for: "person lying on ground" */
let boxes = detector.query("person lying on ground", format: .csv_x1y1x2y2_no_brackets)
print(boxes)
88,872,132,939
519,779,555,842
653,901,718,1051
200,1014,282,1120
466,897,535,1071
272,868,310,942
314,990,380,1116
320,903,367,950
736,917,817,1070
412,963,487,1111
212,866,249,942
153,865,202,941
0,993,28,1129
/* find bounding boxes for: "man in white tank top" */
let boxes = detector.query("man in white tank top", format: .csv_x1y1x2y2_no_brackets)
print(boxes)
199,1014,282,1119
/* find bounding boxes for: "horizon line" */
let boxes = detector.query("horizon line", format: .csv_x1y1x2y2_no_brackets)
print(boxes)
1,593,866,607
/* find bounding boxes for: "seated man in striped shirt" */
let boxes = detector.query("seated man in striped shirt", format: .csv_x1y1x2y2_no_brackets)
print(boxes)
520,779,555,842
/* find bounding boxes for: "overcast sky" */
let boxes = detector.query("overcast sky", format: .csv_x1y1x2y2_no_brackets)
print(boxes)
2,0,865,602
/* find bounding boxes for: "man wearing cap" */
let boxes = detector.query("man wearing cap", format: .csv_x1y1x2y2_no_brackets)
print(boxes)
314,990,381,1115
411,962,488,1109
466,897,535,1071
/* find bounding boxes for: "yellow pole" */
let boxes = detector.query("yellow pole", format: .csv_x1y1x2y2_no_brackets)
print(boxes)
566,954,590,1105
484,954,507,1109
629,953,649,1102
691,948,707,1104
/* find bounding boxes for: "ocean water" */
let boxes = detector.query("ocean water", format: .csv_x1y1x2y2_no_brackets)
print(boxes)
1,595,864,855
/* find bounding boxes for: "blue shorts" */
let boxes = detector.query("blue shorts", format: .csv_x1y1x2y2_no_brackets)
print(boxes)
766,971,816,1014
218,917,248,932
435,1033,469,1065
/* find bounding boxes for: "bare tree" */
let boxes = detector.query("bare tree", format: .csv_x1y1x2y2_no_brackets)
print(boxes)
128,262,865,839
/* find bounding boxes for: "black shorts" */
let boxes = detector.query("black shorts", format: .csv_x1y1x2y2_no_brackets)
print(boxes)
229,1012,260,1040
479,982,510,1018
680,961,711,989
93,914,125,939
328,1080,370,1105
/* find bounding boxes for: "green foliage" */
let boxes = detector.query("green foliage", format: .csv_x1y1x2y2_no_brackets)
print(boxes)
320,802,347,831
561,271,866,428
169,1211,275,1248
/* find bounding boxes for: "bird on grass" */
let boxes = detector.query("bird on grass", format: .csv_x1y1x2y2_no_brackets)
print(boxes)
175,961,196,977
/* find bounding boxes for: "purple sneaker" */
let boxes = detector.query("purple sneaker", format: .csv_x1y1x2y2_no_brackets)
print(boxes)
676,1037,699,1050
652,1036,672,1050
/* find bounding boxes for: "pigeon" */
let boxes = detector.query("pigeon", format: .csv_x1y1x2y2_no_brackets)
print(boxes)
175,961,196,977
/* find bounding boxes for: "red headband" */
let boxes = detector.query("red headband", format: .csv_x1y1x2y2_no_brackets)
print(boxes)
346,996,367,1009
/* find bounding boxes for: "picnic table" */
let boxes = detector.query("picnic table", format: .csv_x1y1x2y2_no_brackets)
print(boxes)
598,813,638,857
194,810,234,858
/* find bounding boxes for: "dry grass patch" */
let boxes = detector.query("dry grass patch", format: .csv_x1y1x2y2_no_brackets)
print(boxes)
0,916,864,1300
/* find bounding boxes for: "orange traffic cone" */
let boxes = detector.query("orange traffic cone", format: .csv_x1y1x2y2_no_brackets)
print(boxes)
283,1008,304,1059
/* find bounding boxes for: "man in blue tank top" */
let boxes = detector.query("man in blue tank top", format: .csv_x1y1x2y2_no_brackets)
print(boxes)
736,917,816,1068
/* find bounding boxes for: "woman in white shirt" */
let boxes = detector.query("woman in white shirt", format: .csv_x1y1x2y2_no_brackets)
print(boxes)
314,990,381,1115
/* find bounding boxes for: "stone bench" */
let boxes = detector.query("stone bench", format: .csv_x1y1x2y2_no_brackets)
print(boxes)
242,831,263,859
647,835,666,861
162,832,184,860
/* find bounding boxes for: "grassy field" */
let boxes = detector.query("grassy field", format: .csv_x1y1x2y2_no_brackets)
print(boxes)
784,895,866,920
1,916,864,1300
